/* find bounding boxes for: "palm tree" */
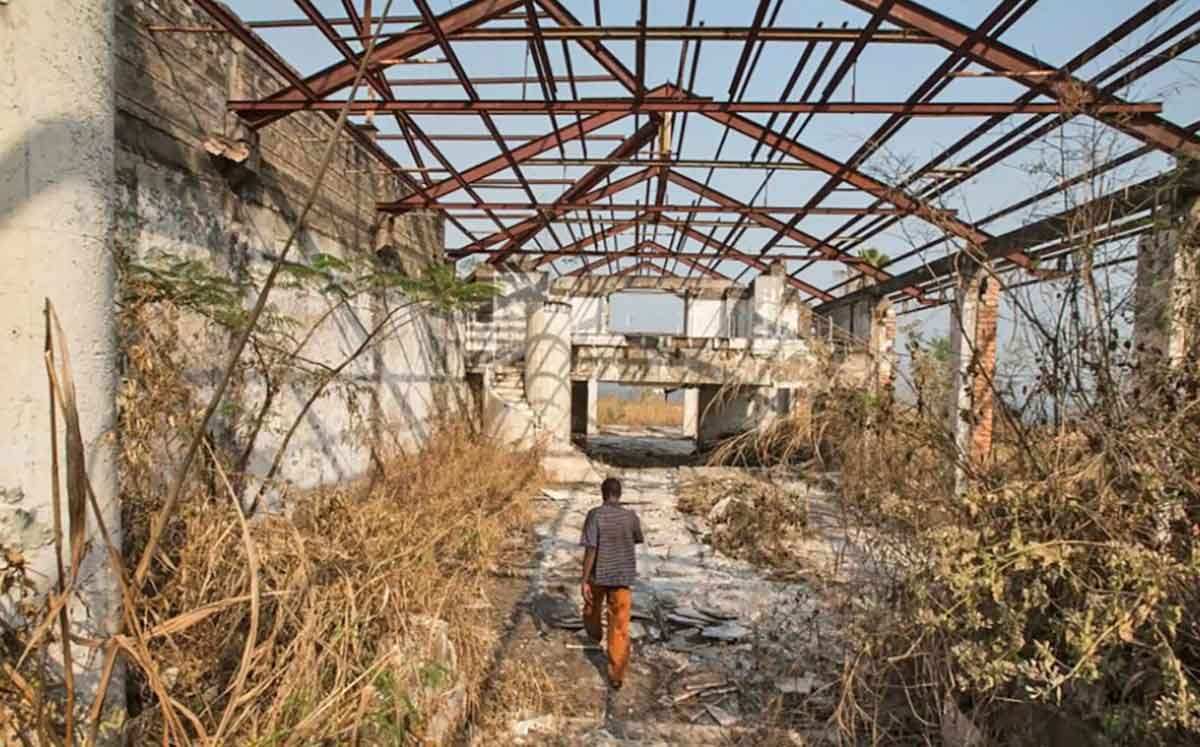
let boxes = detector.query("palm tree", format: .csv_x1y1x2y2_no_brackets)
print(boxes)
838,247,891,293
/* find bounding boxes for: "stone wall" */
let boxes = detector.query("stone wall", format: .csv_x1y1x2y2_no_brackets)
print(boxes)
113,0,458,492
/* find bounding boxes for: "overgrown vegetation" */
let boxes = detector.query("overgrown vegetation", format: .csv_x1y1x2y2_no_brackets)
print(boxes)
679,474,808,574
0,14,542,738
120,418,543,743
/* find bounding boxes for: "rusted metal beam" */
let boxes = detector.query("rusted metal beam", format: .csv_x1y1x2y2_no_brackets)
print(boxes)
342,26,941,42
373,133,627,142
531,215,652,266
810,0,1188,292
430,202,946,215
665,170,922,301
445,169,656,254
229,99,1163,115
839,0,1200,158
383,74,614,87
377,108,632,211
616,259,682,278
534,0,640,92
776,0,1036,284
822,166,1200,311
244,0,524,128
521,158,816,170
488,118,662,264
700,107,1002,257
246,12,544,29
471,247,821,260
656,215,831,299
729,0,772,96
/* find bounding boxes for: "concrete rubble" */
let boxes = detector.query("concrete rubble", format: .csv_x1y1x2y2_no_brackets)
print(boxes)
510,434,852,744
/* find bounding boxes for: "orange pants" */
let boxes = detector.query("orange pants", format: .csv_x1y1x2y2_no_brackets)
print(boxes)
583,584,632,686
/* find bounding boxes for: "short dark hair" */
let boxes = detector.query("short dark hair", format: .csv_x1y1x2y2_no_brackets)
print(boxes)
601,477,622,502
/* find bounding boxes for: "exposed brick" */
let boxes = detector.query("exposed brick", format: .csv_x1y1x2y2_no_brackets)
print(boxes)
949,266,1000,471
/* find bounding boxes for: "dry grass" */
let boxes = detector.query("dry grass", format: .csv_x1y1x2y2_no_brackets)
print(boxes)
117,418,545,744
466,657,577,744
679,474,808,574
597,393,684,428
2,415,546,745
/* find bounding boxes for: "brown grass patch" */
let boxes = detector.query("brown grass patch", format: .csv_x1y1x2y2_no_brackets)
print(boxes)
597,393,683,428
109,418,545,744
679,474,808,573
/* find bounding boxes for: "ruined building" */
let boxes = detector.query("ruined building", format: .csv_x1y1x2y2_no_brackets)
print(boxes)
2,0,1197,730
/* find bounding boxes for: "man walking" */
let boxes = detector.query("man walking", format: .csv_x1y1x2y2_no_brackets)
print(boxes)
580,477,644,690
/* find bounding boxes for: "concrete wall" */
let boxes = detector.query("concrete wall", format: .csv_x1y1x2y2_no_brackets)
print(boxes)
569,294,607,334
696,385,790,444
471,267,550,364
1135,195,1199,369
525,302,573,445
685,297,726,337
0,0,123,708
111,0,459,495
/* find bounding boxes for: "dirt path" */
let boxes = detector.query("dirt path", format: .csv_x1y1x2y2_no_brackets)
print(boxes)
467,430,855,745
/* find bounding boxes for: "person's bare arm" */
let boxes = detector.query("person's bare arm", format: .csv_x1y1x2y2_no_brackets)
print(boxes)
581,547,596,605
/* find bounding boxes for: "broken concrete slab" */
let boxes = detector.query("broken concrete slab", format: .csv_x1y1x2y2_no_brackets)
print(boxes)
701,622,751,642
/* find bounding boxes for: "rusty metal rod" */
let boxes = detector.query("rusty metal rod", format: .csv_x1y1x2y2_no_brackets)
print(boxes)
230,99,1162,115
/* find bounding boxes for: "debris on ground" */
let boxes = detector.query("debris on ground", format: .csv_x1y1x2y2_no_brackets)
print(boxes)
678,472,809,573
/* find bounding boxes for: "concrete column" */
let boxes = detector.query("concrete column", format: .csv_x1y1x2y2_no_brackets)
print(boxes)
682,388,700,438
525,301,573,444
947,265,1000,486
1135,194,1199,370
587,379,599,436
696,385,764,445
0,0,122,716
752,262,786,338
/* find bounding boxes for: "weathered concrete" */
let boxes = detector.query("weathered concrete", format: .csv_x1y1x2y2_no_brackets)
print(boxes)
571,336,814,387
696,385,789,445
552,274,748,299
682,388,700,438
112,0,459,493
684,296,726,337
0,0,123,715
468,270,884,446
527,302,573,445
1135,193,1200,369
948,264,1000,487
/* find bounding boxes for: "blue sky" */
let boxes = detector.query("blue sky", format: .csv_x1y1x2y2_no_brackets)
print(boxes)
226,1,1200,362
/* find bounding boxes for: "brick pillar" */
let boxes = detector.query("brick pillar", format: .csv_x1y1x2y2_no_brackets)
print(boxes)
948,265,1000,487
869,297,897,393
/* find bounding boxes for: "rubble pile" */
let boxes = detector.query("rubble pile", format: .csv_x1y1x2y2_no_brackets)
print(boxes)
678,473,809,573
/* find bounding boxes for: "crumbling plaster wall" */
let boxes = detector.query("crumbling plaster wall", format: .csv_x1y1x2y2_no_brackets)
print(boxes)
113,0,459,488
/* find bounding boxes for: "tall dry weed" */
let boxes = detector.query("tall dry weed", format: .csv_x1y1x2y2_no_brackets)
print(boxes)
120,418,544,743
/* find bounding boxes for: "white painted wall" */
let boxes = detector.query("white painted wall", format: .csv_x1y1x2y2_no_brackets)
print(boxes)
569,295,607,334
0,0,122,711
685,297,726,337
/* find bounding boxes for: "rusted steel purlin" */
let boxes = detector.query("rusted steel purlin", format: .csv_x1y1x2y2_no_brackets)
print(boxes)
844,0,1200,159
228,99,1163,116
816,0,1194,298
774,0,1039,287
616,259,677,278
200,0,1199,292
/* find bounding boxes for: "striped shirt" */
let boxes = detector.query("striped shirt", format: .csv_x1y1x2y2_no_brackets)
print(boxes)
581,503,644,587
